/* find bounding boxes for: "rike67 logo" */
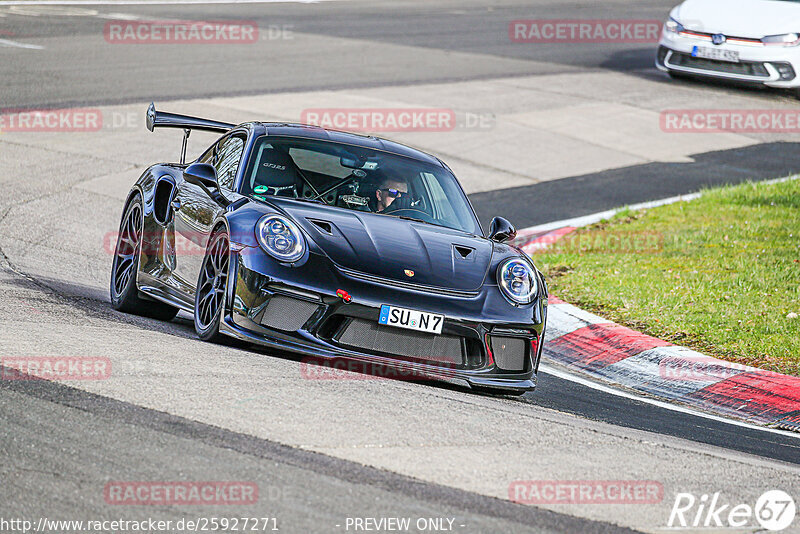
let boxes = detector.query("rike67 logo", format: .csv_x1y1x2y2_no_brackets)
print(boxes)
668,490,796,531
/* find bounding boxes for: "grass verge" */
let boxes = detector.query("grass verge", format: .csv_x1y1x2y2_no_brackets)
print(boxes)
533,178,800,376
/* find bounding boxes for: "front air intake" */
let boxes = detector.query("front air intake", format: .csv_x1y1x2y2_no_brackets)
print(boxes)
259,295,319,332
490,336,528,372
337,318,464,366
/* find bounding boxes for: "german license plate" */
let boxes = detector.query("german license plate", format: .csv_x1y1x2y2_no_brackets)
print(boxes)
692,46,739,63
378,305,444,334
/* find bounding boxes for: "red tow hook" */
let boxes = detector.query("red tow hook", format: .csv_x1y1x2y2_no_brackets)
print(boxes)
336,289,352,303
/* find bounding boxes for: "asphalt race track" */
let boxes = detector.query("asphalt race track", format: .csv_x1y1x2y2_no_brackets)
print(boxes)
1,1,799,533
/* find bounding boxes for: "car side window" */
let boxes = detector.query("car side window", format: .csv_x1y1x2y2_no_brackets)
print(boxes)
213,136,245,192
421,171,458,227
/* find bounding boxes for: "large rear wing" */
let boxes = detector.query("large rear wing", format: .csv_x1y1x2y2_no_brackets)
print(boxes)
146,102,235,163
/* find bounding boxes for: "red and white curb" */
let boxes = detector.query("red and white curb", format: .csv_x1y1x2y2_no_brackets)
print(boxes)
517,186,800,432
542,297,800,431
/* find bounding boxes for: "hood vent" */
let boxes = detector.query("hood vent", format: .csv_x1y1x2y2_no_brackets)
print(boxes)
454,245,474,259
308,218,333,235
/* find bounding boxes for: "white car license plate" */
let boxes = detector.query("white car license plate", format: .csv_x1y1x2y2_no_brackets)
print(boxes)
378,305,444,334
692,46,739,63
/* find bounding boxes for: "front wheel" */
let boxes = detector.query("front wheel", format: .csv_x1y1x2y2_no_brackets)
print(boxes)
194,228,230,342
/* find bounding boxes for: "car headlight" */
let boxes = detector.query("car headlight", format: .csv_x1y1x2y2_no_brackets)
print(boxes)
497,258,538,305
664,17,684,34
762,33,800,46
256,214,306,262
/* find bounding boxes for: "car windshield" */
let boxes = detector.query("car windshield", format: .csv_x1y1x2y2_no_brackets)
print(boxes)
240,136,481,235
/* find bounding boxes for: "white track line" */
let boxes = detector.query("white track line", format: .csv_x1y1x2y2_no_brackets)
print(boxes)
525,193,701,234
539,363,800,440
0,38,44,49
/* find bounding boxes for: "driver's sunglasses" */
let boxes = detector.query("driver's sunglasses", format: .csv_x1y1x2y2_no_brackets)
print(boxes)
381,188,407,198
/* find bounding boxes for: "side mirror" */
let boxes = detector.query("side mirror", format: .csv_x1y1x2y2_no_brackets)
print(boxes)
183,162,218,189
489,216,516,243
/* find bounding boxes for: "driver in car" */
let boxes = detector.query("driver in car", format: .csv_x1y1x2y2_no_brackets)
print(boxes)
375,175,410,213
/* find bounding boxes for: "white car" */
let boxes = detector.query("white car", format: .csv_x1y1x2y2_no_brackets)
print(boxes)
657,0,800,94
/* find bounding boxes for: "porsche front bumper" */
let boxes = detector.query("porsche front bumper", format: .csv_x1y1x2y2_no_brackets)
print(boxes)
219,248,547,393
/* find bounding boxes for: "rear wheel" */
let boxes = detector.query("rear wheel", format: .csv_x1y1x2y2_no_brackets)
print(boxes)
194,228,230,342
110,194,179,321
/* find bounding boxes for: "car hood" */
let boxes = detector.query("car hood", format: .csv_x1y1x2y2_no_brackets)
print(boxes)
674,0,800,37
269,199,494,292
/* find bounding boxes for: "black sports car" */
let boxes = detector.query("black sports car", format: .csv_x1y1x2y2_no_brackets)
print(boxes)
110,103,547,394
